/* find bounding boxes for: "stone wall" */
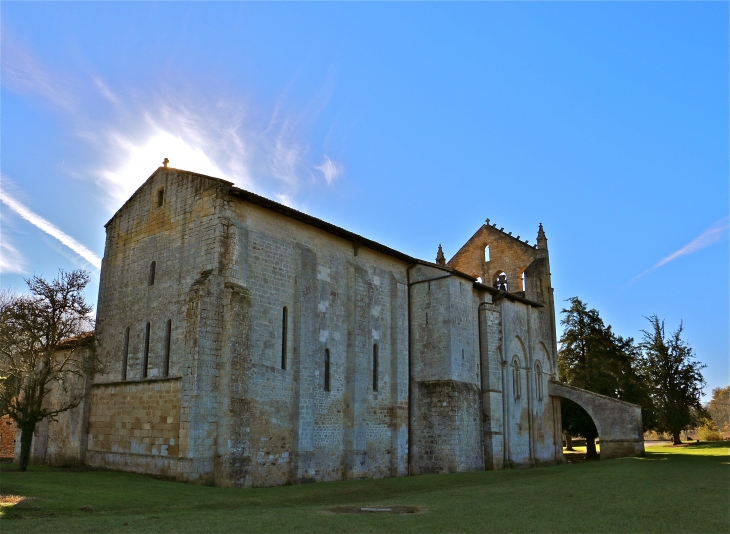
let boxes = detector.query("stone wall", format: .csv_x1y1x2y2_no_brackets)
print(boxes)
220,199,410,486
96,169,229,482
448,224,541,291
0,415,15,459
499,300,560,467
23,347,92,467
409,265,484,475
43,166,569,486
86,378,182,476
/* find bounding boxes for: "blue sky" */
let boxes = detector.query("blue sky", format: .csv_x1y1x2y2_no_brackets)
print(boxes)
1,2,727,400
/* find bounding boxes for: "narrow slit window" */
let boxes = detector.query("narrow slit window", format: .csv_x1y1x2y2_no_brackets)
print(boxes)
535,361,543,401
372,344,379,392
122,327,130,380
522,271,526,292
324,349,331,392
149,261,156,286
512,358,521,400
484,245,490,262
164,319,172,377
157,189,164,207
143,322,151,378
281,307,288,369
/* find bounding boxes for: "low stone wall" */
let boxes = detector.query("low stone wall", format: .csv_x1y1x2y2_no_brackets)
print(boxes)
86,377,182,475
0,415,16,459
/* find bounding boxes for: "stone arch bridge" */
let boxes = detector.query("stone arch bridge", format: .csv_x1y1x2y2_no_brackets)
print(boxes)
549,381,645,459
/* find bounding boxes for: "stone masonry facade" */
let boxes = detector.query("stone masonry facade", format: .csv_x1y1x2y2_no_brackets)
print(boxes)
16,166,644,485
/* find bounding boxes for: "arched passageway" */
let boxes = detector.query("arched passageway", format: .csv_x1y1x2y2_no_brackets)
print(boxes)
561,398,600,459
548,381,645,460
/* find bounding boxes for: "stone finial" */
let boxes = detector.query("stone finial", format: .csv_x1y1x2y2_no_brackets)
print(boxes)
537,223,548,250
163,158,169,168
436,244,446,266
485,218,490,225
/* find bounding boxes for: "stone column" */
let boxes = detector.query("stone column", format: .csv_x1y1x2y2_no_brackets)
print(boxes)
180,269,224,484
214,281,252,487
478,302,504,470
291,244,318,483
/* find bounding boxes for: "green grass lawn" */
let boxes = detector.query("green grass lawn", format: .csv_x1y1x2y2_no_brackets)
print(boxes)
1,442,728,533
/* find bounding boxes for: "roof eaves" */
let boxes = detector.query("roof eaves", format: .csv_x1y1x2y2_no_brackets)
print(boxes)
472,281,544,307
229,186,419,265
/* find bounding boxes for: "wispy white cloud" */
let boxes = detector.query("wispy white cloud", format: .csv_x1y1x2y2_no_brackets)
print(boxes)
1,31,76,111
626,217,729,286
0,238,27,275
94,80,339,210
0,187,102,270
315,155,344,185
4,33,343,217
93,76,120,107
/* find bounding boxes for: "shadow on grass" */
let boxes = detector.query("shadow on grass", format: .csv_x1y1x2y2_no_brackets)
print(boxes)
674,441,728,450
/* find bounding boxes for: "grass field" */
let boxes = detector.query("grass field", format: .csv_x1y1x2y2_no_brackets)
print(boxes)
1,442,728,533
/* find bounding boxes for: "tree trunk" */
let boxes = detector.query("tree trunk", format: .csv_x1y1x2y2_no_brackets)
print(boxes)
565,434,575,451
672,431,682,445
586,436,598,460
19,423,36,472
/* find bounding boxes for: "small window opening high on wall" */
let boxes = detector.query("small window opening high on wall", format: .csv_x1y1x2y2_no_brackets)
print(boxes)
372,344,379,392
512,357,521,400
484,245,490,262
143,322,151,378
149,261,156,286
157,189,164,207
164,319,172,377
281,307,288,370
324,349,331,392
122,327,130,380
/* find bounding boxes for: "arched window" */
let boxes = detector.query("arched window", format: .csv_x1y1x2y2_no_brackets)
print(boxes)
512,357,521,400
164,319,172,377
484,245,491,262
495,272,508,291
372,344,379,392
534,360,543,401
149,261,156,286
324,349,331,392
281,307,288,370
122,327,130,380
143,322,151,378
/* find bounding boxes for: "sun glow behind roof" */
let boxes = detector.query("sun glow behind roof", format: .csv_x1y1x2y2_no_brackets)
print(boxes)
100,129,229,206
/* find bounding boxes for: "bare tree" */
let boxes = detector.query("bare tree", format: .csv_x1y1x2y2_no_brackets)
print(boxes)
0,270,100,471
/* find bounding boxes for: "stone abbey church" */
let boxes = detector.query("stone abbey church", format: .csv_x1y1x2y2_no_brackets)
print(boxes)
15,166,645,487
